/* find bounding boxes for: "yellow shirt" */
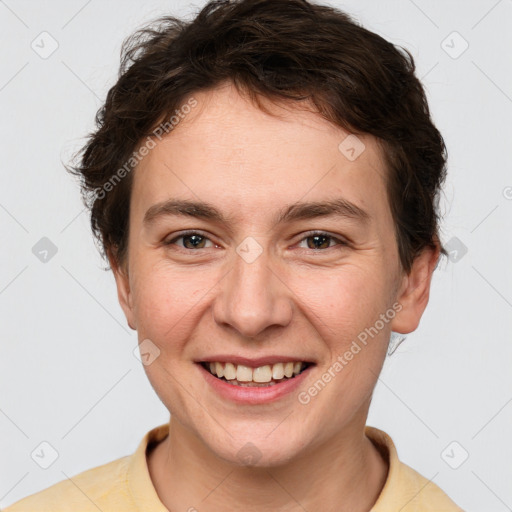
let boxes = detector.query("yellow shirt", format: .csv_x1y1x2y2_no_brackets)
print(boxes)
3,423,464,511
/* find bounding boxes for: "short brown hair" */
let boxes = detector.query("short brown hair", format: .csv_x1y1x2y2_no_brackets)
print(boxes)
66,0,448,274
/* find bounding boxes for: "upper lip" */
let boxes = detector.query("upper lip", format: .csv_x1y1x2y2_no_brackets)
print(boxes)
196,355,315,368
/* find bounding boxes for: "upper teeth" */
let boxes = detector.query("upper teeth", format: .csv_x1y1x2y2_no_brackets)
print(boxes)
206,362,307,382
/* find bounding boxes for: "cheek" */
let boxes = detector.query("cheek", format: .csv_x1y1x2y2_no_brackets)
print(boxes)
130,252,394,356
293,265,391,395
292,263,392,341
131,265,205,346
296,269,390,422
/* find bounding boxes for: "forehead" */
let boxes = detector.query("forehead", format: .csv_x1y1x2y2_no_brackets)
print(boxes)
132,83,389,229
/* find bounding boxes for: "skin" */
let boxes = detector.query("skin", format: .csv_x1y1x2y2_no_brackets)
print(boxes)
109,81,440,512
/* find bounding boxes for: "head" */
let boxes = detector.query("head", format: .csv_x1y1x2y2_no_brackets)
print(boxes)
67,0,447,465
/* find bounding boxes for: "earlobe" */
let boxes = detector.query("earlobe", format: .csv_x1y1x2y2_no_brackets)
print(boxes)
108,250,137,331
390,244,440,335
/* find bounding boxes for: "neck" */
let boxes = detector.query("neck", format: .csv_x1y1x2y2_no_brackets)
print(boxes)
147,415,388,511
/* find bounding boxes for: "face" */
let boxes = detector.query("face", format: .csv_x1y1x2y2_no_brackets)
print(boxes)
111,82,438,466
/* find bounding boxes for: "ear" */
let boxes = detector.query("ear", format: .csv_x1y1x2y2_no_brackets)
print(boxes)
390,243,440,334
108,249,137,331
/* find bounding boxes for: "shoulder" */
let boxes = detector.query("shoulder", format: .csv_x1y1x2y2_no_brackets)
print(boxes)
393,459,465,512
3,455,133,512
365,426,465,512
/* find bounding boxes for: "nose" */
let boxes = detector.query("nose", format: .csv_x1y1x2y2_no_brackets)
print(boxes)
212,242,293,339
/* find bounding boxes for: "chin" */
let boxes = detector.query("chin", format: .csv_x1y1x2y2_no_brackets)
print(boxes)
204,427,308,468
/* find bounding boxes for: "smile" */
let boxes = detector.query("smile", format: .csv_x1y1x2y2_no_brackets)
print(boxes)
197,360,315,404
200,361,311,386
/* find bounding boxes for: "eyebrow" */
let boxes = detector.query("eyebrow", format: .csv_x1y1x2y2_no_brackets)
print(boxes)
143,198,370,228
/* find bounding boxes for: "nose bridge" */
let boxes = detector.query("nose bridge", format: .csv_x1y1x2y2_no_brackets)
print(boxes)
213,237,292,338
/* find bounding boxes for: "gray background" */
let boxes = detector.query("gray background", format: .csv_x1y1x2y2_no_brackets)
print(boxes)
1,0,511,510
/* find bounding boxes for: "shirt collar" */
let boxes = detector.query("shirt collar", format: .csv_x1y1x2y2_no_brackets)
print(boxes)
125,422,434,511
126,422,170,511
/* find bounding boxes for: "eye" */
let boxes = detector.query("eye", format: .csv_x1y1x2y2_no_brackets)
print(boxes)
296,231,348,250
163,230,348,252
164,231,217,250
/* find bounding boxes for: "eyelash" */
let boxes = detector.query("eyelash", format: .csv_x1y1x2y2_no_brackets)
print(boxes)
164,230,349,252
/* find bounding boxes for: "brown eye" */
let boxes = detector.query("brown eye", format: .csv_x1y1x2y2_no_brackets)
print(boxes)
306,234,331,249
165,232,215,250
181,234,207,249
297,232,348,250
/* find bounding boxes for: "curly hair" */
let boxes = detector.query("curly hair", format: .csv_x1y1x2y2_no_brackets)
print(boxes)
66,0,448,274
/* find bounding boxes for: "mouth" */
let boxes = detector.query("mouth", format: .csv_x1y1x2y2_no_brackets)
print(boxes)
199,360,314,387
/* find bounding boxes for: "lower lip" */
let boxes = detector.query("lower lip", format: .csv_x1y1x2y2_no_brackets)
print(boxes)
197,363,314,405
